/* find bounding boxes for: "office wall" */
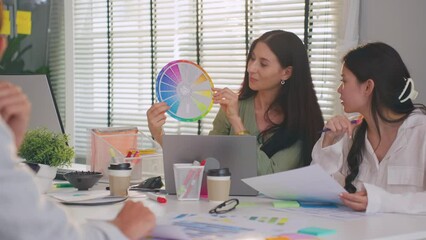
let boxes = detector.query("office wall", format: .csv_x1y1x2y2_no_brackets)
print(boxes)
359,0,426,104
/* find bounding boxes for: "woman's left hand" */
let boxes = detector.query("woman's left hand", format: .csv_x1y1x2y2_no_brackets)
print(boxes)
339,190,368,211
212,87,239,121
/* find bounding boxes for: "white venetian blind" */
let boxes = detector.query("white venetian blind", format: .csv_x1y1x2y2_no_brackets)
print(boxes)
308,0,339,120
198,0,247,135
71,0,340,159
73,0,109,157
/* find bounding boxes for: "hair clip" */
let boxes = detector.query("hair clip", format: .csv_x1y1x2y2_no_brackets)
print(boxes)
398,77,418,103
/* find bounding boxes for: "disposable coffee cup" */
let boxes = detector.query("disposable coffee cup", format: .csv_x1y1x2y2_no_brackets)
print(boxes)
207,168,231,202
108,163,132,196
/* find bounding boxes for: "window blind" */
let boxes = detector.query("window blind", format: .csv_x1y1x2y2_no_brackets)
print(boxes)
65,0,341,159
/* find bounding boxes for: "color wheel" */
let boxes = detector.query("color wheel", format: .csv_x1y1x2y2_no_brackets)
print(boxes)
156,60,214,122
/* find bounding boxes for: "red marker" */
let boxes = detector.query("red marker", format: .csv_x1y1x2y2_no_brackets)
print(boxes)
146,192,167,203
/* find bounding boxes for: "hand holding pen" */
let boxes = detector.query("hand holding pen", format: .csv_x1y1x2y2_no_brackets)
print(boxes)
321,115,363,147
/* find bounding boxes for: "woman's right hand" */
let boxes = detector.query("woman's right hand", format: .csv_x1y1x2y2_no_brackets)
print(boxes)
112,200,156,239
322,115,355,147
147,102,169,146
0,82,31,148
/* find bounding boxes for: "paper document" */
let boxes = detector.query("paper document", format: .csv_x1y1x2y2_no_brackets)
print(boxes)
242,164,347,204
151,213,307,239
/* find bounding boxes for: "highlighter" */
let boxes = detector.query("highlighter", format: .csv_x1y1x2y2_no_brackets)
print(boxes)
146,192,167,203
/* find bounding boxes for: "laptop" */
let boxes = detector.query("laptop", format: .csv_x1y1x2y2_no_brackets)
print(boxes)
0,74,64,134
163,135,258,196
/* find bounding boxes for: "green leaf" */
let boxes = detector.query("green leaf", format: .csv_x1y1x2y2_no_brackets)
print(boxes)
18,128,74,167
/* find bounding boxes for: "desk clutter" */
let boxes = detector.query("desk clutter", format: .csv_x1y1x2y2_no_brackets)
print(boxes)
89,127,162,183
63,171,103,190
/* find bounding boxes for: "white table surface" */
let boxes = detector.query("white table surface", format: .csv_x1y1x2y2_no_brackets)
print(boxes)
53,188,426,240
54,164,426,240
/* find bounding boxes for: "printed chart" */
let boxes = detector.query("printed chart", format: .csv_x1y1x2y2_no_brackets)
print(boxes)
156,60,214,122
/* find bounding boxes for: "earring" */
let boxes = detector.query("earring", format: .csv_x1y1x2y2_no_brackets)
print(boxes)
280,79,286,85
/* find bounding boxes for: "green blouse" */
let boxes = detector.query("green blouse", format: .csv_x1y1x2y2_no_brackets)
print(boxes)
209,96,302,175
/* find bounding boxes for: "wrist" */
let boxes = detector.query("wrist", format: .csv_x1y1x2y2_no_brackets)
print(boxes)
234,130,250,135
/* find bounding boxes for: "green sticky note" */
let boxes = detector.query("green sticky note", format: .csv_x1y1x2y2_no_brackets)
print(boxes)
237,202,257,208
298,227,336,236
273,200,300,208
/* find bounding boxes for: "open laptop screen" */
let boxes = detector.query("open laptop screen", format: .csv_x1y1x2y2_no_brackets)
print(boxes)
0,74,64,134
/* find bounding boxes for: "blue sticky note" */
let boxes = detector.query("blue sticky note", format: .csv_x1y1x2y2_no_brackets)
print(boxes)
298,227,336,236
298,201,337,208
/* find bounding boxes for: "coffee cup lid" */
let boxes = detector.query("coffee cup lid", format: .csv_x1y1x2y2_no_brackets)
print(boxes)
108,163,131,170
207,168,231,176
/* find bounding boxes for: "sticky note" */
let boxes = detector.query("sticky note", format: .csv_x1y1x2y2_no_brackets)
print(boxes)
298,201,337,208
0,10,11,35
280,233,320,239
298,227,337,236
273,200,300,208
266,237,290,240
16,11,32,35
237,202,257,207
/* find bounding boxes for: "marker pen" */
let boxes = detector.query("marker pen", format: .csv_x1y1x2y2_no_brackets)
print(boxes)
146,192,167,203
54,183,74,188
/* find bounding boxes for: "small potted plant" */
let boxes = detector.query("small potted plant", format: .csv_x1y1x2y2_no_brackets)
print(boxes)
18,128,74,192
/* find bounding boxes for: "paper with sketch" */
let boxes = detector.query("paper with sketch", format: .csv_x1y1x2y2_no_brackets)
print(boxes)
151,213,306,239
242,164,346,204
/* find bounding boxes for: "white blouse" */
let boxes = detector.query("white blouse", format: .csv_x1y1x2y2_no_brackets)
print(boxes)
312,110,426,214
0,118,127,240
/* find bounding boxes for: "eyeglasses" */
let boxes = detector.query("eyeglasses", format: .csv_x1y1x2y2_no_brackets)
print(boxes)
209,198,239,214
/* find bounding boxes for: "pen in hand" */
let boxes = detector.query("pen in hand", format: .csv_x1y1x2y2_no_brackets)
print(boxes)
320,116,363,133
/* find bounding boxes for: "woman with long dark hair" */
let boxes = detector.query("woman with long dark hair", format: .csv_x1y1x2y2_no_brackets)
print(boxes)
312,42,426,213
148,30,324,175
210,30,324,174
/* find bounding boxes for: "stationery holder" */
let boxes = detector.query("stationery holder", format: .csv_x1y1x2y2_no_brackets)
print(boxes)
88,127,162,182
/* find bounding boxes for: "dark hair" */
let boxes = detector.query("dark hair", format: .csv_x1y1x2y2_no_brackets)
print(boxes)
239,30,324,167
343,42,426,192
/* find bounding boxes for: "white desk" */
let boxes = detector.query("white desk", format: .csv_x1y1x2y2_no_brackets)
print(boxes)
59,189,426,240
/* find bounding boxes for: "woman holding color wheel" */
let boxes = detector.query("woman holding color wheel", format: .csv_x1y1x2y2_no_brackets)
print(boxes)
147,30,324,175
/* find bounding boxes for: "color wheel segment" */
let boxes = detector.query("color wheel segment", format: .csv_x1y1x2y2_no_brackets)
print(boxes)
156,60,214,122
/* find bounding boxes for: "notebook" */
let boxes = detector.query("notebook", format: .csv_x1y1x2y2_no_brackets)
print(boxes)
163,135,258,196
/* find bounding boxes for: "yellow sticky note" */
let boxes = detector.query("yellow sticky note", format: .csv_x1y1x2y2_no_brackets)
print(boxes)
0,10,11,35
16,11,32,35
266,237,290,240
